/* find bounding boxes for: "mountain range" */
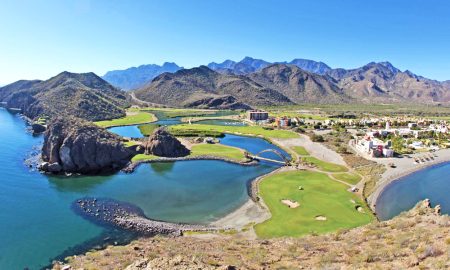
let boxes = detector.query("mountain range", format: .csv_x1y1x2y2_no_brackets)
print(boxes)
102,62,182,90
0,72,129,121
132,59,450,108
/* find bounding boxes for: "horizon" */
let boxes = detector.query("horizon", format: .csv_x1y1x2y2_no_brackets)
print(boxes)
1,0,450,85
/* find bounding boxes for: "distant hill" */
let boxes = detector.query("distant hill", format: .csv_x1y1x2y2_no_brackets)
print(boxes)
133,65,292,109
207,57,331,75
0,72,129,121
102,62,182,90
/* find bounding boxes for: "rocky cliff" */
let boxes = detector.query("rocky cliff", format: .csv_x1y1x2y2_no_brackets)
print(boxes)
143,128,190,157
41,117,134,174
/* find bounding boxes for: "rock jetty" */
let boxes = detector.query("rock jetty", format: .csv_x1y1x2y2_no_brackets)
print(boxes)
40,117,134,174
73,198,208,236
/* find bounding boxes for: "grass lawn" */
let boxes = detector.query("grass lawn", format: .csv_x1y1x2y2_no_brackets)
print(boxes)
189,143,246,161
124,141,139,147
131,154,159,162
138,124,161,136
255,171,373,238
95,112,156,128
302,156,348,172
169,124,299,139
292,146,309,156
332,172,362,185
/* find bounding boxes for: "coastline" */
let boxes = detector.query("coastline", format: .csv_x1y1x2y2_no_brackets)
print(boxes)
368,148,450,210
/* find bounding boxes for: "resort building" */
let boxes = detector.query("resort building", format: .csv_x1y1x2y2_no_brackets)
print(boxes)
247,110,269,121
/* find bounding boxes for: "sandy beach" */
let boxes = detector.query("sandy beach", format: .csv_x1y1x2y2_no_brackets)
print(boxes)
367,148,450,209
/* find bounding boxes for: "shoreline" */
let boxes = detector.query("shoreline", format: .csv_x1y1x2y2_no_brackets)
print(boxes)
368,148,450,210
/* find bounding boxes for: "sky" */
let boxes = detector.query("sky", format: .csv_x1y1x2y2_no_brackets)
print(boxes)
1,0,450,85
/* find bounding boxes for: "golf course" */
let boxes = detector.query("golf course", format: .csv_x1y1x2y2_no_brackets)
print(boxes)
255,170,373,238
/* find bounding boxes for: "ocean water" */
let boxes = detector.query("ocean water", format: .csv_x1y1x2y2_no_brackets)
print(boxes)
376,162,450,220
0,108,279,269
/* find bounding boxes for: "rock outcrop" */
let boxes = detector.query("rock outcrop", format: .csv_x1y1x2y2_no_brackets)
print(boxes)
41,117,133,174
144,128,190,157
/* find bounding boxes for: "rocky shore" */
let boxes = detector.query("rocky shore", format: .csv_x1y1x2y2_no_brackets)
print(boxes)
73,198,211,237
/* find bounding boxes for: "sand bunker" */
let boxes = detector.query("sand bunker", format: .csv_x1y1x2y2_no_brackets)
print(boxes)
315,215,327,221
281,199,300,208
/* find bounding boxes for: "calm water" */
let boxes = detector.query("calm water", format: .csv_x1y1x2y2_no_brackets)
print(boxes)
108,125,144,138
0,108,279,269
376,162,450,220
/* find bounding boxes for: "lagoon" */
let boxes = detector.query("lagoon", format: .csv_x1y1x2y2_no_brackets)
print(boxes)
0,108,280,269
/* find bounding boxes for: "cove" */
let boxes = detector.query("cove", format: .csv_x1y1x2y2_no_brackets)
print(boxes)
0,108,281,269
375,162,450,220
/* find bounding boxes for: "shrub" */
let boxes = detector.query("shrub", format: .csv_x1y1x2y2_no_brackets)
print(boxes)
311,134,325,142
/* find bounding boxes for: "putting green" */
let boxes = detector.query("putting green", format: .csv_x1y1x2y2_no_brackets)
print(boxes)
255,170,373,238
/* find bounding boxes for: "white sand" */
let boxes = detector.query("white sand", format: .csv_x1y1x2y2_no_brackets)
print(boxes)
281,199,300,208
210,199,271,230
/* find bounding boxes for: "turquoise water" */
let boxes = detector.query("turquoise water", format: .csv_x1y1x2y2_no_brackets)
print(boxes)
0,108,279,269
108,125,144,138
376,162,450,220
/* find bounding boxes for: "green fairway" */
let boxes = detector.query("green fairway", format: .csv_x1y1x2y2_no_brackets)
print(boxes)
95,112,157,128
292,146,309,156
169,124,299,139
302,156,348,172
255,171,373,238
131,154,159,162
332,172,362,185
190,143,246,161
138,124,161,136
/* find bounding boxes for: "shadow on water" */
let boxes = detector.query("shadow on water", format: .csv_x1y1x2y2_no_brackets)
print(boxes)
46,173,116,193
149,162,175,175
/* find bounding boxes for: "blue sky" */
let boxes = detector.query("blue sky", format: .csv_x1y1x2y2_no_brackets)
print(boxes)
1,0,450,85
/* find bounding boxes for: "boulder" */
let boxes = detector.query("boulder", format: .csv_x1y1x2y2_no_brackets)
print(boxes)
41,117,134,174
144,128,190,157
31,123,46,134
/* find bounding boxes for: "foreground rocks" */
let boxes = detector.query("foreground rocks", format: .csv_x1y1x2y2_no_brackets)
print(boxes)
144,128,190,157
73,198,208,237
56,200,449,269
41,117,134,174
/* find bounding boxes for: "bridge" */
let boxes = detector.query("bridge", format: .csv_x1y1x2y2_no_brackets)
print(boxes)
245,149,290,165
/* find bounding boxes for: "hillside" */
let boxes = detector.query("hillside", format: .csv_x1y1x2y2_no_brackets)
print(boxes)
103,62,182,90
327,62,450,103
249,64,350,104
55,200,449,269
133,65,292,108
0,72,129,121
